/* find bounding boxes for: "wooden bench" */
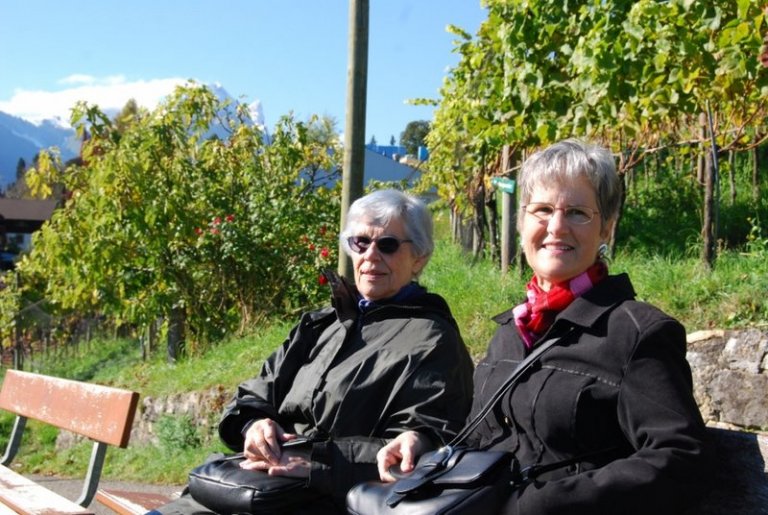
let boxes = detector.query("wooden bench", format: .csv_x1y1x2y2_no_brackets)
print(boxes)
95,488,179,515
0,369,139,514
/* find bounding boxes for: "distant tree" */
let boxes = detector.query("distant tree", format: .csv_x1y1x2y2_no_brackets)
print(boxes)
5,179,28,199
369,135,377,146
304,114,343,185
307,114,339,144
400,120,430,155
15,158,26,180
6,158,31,198
115,98,141,133
390,135,396,146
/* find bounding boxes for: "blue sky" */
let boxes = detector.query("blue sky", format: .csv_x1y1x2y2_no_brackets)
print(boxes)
0,1,487,143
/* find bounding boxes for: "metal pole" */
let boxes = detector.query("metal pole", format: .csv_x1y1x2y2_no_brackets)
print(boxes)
338,0,369,279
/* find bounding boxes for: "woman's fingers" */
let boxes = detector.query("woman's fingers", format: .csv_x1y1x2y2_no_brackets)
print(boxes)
399,439,418,474
267,455,311,478
239,459,270,471
239,452,310,478
243,418,285,464
377,431,426,482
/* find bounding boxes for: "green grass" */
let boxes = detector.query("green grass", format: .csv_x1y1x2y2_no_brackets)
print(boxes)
1,234,767,484
621,248,768,330
420,240,524,356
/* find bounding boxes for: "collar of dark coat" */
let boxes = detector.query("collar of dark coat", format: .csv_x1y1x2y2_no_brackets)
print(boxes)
321,268,456,329
493,273,636,331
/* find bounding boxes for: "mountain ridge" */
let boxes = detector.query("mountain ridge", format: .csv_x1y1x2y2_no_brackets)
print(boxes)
0,83,265,189
0,112,78,187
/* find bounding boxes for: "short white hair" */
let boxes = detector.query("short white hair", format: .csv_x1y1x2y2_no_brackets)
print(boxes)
339,189,434,262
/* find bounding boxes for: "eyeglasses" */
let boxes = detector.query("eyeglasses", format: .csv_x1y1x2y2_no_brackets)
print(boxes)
347,235,413,255
524,202,599,225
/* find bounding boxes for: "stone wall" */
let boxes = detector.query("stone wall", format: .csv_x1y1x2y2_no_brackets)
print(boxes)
685,329,768,514
129,384,231,446
687,328,768,430
126,328,768,442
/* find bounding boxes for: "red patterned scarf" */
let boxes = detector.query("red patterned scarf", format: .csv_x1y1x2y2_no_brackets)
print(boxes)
513,261,608,349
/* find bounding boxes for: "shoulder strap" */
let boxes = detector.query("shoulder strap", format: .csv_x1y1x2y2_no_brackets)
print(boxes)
514,444,619,485
448,330,571,447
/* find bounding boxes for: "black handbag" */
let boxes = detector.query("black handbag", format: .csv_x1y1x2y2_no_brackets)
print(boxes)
346,334,567,515
348,447,517,515
188,451,320,514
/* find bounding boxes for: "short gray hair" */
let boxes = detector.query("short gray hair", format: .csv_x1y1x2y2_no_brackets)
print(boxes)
340,189,434,263
517,139,621,230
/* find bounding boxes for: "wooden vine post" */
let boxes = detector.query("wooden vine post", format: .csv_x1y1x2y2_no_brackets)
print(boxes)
492,145,517,275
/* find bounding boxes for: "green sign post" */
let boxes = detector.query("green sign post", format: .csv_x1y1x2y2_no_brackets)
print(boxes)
491,167,517,273
491,176,516,194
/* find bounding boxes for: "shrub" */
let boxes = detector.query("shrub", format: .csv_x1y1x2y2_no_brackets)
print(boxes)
155,414,201,451
15,84,342,353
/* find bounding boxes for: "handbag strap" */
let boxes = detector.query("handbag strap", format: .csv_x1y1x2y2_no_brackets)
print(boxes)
383,332,569,508
447,329,572,447
514,444,620,485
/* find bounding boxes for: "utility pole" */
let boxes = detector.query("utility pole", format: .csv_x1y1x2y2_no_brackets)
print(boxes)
338,0,369,279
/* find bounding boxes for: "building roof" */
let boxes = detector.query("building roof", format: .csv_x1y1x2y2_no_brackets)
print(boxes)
0,198,58,233
363,149,420,184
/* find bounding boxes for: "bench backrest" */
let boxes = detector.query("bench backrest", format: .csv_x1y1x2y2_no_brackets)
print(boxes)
685,427,768,514
0,370,139,448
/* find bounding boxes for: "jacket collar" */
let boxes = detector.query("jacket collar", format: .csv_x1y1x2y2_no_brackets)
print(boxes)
322,269,451,329
323,269,360,328
494,273,636,332
557,273,635,329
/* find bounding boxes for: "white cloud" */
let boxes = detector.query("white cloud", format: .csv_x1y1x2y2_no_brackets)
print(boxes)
0,76,191,126
58,74,97,86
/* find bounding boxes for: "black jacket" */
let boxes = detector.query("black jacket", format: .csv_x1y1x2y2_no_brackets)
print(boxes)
469,274,709,514
218,274,474,508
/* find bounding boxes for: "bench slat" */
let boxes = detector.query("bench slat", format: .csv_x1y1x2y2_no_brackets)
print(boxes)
96,488,177,515
0,466,94,515
0,370,139,448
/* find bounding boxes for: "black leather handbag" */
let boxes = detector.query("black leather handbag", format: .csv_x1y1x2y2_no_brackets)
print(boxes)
348,447,517,515
188,451,320,515
346,335,566,515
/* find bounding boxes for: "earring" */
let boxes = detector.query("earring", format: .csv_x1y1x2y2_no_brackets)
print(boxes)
598,243,609,260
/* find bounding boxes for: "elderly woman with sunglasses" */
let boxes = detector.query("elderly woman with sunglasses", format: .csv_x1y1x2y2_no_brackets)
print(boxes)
154,189,473,514
375,140,709,514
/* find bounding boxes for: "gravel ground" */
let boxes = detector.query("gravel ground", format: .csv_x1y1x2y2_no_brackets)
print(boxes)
29,475,184,514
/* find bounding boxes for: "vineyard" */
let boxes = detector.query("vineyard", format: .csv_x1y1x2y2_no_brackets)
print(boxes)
416,0,767,267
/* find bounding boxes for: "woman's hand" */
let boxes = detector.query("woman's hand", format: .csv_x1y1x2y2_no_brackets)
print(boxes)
242,418,297,465
377,430,429,482
239,450,311,478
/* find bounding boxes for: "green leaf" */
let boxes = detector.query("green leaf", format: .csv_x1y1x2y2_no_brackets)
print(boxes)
736,0,750,20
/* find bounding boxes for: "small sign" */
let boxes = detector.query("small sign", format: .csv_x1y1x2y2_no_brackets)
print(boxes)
491,177,516,194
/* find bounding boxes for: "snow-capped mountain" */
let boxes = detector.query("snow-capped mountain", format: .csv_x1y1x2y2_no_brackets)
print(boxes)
0,83,265,189
0,112,79,187
209,82,265,128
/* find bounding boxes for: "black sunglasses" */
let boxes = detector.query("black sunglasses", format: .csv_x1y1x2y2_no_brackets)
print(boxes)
347,236,413,255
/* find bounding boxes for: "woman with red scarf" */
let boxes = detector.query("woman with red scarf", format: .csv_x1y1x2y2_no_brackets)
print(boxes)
375,139,710,514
